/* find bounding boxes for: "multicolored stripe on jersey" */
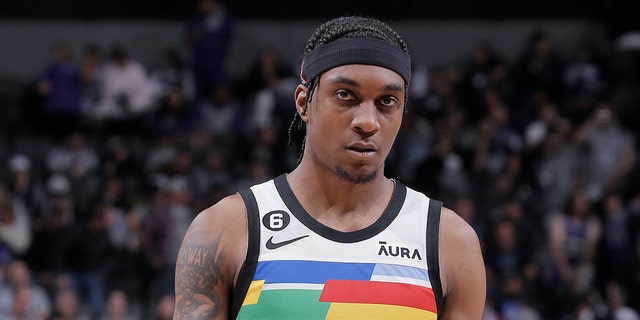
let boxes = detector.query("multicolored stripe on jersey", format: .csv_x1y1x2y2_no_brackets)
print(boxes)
236,260,437,320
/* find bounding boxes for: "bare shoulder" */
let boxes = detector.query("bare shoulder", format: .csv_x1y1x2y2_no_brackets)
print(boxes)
438,206,486,320
179,194,249,268
439,207,482,257
173,194,249,320
189,193,248,238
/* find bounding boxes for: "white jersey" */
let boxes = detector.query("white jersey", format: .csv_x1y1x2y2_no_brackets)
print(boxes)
230,174,443,320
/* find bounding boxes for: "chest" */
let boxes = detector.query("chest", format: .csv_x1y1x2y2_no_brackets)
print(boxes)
235,181,438,320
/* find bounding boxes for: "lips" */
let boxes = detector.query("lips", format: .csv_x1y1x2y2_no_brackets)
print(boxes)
346,142,377,153
346,142,377,160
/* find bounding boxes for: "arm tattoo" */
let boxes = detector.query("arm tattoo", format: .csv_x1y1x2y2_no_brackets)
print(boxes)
175,230,226,319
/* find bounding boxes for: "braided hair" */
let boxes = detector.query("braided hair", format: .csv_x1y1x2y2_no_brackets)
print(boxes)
287,16,410,158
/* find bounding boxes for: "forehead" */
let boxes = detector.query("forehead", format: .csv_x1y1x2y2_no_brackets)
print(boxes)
320,65,405,88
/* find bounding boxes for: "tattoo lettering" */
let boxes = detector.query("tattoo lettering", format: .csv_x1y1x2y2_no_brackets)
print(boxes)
174,230,226,319
178,246,210,268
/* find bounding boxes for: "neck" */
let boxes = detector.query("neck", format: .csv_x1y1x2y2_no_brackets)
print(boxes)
286,163,394,231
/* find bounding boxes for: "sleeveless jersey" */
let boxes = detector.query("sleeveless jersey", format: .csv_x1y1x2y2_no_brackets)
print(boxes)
230,174,443,320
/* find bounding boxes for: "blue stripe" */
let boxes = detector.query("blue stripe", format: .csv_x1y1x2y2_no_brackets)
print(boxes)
255,260,375,284
372,263,430,281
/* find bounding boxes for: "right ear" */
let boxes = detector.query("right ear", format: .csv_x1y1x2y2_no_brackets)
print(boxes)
295,84,309,122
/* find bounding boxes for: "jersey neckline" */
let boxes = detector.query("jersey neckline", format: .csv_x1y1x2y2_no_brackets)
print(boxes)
273,174,407,243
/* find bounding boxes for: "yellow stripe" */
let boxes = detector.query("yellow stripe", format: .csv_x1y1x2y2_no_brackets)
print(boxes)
241,280,265,306
326,303,437,320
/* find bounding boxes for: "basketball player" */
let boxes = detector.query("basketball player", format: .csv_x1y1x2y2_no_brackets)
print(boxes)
174,16,486,319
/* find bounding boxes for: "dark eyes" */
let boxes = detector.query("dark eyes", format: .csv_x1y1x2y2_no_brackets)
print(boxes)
336,90,353,101
379,96,399,108
335,90,399,109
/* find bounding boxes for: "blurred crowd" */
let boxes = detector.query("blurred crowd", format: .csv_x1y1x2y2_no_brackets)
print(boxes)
2,1,640,319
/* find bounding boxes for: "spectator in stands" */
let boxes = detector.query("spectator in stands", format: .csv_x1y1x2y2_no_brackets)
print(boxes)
149,49,194,105
575,104,635,202
36,43,82,137
46,132,101,221
237,47,294,99
486,219,529,279
79,44,104,123
563,43,605,98
6,154,45,223
100,137,144,197
192,149,231,201
147,50,197,137
148,84,196,137
0,259,51,319
412,133,470,205
58,204,114,319
607,281,640,320
98,191,145,302
530,119,581,215
502,199,541,258
184,126,216,167
570,290,607,320
49,288,90,320
523,102,567,150
38,174,75,230
145,134,178,177
599,192,635,286
24,193,71,297
483,91,524,174
460,41,506,124
46,132,100,177
514,30,564,104
548,187,602,310
97,177,130,215
109,207,145,303
95,45,152,134
242,48,298,173
197,84,243,140
143,179,194,305
185,129,234,209
0,188,31,259
227,155,272,194
184,0,234,100
172,149,198,193
101,289,137,320
497,275,542,320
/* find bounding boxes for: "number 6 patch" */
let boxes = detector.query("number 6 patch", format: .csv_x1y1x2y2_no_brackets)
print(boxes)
262,210,290,231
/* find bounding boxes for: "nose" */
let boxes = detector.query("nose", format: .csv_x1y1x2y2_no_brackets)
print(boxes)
351,101,380,135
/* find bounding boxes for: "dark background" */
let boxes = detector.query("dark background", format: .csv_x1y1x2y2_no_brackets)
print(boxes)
1,0,638,37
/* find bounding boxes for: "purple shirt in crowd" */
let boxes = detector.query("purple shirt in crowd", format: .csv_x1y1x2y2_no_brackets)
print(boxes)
42,61,81,115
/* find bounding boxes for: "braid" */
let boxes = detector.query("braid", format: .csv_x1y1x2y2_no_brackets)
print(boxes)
287,16,410,160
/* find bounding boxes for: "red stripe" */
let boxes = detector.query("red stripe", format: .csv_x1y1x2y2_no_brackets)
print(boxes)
319,280,437,312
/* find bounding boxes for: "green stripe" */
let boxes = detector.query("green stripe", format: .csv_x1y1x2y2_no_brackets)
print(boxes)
237,289,330,320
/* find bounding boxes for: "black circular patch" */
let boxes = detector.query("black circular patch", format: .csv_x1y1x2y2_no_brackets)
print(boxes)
262,210,290,231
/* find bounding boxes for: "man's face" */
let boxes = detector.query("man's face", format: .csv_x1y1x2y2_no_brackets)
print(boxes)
298,64,405,184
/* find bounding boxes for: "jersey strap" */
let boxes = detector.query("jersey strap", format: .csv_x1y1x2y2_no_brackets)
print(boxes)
230,189,261,319
426,199,443,314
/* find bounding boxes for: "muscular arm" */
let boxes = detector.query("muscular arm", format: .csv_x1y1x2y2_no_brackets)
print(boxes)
438,207,486,319
174,230,226,319
174,195,248,320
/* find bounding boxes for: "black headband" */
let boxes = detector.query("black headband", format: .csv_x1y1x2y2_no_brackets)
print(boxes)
300,38,411,86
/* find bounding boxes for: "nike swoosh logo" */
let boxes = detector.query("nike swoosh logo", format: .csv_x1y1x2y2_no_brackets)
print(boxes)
265,235,309,250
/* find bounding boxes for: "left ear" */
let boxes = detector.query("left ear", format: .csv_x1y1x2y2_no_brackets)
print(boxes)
294,84,310,122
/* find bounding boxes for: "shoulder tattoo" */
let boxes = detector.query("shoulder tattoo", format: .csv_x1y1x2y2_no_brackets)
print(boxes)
174,229,226,319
